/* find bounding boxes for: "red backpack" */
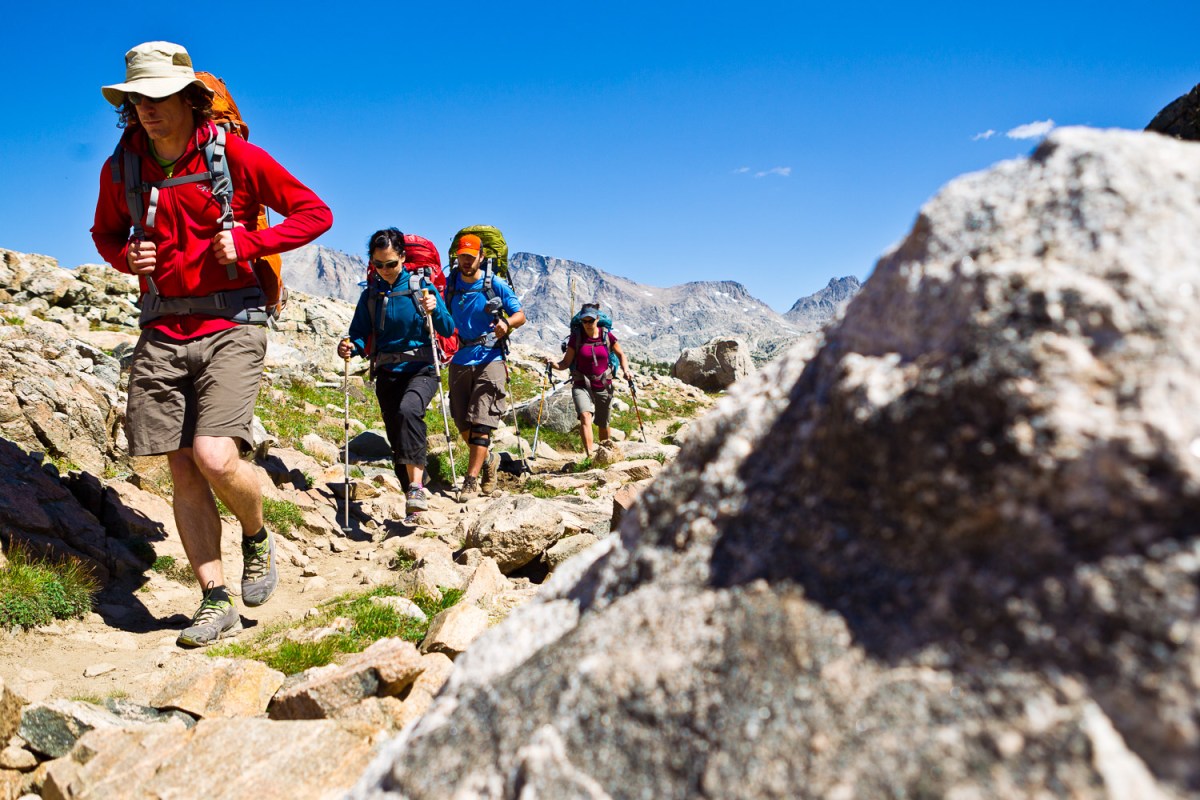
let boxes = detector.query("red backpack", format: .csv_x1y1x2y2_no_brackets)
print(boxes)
364,233,458,362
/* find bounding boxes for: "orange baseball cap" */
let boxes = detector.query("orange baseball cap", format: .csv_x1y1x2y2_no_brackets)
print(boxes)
457,234,482,258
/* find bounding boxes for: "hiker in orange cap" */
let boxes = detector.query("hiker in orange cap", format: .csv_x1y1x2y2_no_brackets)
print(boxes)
443,232,525,501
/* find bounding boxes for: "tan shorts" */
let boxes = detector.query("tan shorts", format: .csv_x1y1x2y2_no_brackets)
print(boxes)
572,384,614,428
448,360,507,432
125,325,267,457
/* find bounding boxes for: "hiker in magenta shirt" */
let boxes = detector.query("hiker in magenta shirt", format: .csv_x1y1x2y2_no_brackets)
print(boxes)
90,41,331,649
549,303,631,458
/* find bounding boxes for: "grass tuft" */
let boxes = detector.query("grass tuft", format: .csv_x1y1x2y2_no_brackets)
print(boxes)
208,585,465,674
263,498,304,534
151,555,196,585
0,545,98,630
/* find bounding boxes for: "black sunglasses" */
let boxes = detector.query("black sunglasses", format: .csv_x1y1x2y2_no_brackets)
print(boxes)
371,259,402,270
127,91,176,106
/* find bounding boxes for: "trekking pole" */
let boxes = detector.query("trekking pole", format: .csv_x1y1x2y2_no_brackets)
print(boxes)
341,345,352,532
530,363,550,461
505,359,530,474
628,376,648,444
422,290,458,489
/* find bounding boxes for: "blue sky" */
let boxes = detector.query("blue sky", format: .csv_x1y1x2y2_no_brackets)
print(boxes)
2,2,1196,311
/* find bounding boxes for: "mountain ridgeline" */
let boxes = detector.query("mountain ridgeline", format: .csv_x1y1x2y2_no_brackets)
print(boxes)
280,246,860,364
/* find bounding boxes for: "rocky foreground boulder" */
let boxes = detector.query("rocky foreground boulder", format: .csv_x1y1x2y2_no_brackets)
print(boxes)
351,127,1200,799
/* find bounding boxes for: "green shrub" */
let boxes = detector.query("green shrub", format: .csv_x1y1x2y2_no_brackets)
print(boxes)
0,546,98,630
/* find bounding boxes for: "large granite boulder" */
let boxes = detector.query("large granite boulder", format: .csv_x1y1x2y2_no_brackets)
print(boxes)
670,336,753,391
350,128,1200,799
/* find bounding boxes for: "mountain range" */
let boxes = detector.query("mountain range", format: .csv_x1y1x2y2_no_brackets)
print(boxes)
281,245,860,363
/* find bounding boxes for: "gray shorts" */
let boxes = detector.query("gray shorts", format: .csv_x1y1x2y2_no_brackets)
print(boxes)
448,360,507,432
572,384,614,428
125,325,266,456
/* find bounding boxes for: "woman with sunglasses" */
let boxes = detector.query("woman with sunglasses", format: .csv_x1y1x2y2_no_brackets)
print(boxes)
548,303,631,458
338,228,454,516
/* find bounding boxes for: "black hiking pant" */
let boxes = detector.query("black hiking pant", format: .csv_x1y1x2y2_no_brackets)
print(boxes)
375,367,439,482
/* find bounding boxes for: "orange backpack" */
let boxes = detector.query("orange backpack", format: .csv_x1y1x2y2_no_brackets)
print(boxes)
196,72,287,316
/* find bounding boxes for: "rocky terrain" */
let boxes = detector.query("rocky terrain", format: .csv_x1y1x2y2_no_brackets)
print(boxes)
0,247,716,799
281,246,861,364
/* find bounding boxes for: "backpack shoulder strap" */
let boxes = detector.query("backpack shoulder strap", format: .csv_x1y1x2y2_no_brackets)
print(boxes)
113,143,147,239
200,127,237,280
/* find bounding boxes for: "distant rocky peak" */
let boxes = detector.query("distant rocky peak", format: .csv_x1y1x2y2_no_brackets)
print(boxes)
783,275,861,329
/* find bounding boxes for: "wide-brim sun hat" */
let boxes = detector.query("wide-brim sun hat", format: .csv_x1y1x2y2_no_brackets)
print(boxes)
101,41,213,107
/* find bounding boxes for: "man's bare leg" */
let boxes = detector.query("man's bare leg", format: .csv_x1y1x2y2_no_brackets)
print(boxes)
168,447,225,589
192,435,264,536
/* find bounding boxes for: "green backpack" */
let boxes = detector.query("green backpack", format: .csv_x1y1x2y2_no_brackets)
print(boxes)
447,225,509,278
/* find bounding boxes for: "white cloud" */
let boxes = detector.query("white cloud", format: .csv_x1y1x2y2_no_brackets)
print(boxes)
1006,119,1055,140
732,166,750,174
754,166,791,178
972,129,997,141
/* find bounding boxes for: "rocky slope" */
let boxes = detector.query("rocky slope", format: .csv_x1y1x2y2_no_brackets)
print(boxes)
281,243,367,304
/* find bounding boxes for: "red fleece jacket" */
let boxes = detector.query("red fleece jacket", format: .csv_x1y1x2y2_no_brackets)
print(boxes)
91,122,332,339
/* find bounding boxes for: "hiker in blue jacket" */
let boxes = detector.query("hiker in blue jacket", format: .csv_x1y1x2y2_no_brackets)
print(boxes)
443,233,526,501
338,228,454,515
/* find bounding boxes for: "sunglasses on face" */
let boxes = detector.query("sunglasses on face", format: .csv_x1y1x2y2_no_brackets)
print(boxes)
372,260,402,270
127,92,176,106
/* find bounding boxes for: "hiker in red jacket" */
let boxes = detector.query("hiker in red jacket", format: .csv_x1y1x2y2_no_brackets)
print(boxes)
90,42,332,648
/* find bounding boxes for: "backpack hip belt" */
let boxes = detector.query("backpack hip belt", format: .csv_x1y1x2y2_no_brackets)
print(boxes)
138,285,270,327
374,346,435,367
458,331,499,349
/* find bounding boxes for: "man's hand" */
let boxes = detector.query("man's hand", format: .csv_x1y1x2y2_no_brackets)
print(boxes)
494,318,510,339
211,230,239,265
337,338,354,361
127,239,157,275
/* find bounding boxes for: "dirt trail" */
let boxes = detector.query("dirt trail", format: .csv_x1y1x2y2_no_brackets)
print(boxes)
0,486,469,704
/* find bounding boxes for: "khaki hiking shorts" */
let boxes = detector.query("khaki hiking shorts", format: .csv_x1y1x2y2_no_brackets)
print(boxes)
125,325,267,457
572,384,614,428
448,360,507,432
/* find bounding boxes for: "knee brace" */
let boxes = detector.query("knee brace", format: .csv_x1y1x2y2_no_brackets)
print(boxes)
468,424,493,448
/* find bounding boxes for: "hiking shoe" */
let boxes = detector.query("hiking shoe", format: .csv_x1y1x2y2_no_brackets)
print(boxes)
479,450,498,493
177,595,241,648
241,529,278,607
406,485,429,515
457,475,481,503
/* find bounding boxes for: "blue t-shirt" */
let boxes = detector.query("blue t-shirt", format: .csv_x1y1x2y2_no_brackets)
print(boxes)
445,273,522,366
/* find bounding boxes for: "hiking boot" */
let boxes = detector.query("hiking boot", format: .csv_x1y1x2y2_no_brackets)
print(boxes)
479,450,498,493
457,475,481,503
406,485,429,515
241,529,278,607
177,594,241,648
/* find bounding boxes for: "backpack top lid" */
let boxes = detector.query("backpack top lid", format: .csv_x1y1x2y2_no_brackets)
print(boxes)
448,225,508,278
402,233,446,292
196,72,248,140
